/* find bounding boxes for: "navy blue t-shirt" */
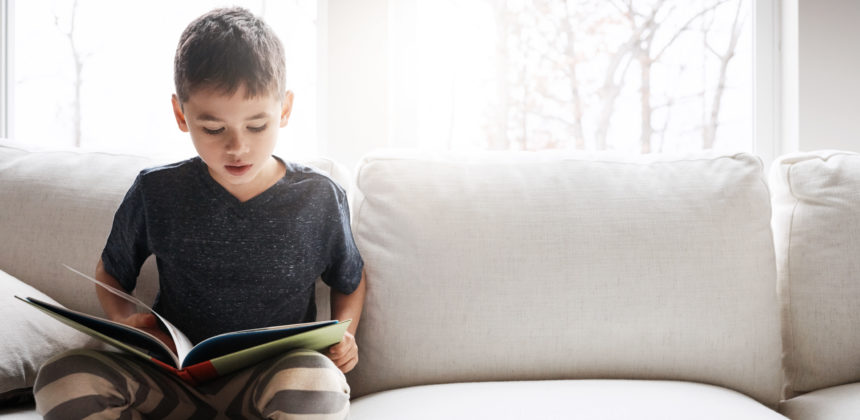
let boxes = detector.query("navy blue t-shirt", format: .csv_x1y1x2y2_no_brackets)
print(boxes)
101,156,363,344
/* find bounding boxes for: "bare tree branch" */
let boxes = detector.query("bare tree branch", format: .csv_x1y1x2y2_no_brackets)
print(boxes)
653,0,729,62
703,0,745,149
607,0,628,18
562,0,586,149
55,0,85,148
594,2,660,150
704,41,720,57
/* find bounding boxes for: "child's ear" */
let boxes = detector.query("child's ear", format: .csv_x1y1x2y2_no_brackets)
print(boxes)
279,91,295,128
171,94,189,132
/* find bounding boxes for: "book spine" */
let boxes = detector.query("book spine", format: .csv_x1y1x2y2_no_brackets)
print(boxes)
184,361,220,384
148,357,206,386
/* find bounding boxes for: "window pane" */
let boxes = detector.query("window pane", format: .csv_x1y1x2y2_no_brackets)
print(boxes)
12,0,318,158
391,0,753,153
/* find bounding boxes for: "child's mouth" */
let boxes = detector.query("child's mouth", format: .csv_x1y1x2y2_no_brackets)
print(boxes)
225,164,252,176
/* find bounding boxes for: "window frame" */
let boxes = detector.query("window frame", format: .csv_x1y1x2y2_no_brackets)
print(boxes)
753,0,781,167
0,0,12,139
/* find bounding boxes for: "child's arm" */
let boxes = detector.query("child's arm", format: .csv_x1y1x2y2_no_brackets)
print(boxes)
95,259,136,320
95,258,177,353
327,269,366,373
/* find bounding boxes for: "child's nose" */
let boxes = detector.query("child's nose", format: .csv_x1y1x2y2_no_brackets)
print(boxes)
226,134,249,156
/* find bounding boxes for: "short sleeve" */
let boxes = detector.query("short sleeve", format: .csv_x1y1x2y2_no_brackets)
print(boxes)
321,185,364,294
101,174,151,292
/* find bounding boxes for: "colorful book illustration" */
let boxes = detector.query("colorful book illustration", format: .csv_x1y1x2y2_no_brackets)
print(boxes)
15,265,350,385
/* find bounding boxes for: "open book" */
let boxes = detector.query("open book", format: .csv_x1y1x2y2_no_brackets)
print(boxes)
16,265,350,386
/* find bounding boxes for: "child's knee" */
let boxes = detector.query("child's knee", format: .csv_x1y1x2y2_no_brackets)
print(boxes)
256,349,350,419
265,349,348,390
34,349,130,418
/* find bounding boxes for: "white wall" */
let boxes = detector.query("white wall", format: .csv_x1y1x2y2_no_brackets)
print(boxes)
794,0,860,153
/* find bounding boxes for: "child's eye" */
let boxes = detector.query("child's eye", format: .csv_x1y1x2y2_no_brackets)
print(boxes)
203,127,225,135
248,124,268,133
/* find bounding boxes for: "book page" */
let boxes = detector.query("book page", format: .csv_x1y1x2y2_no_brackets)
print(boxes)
15,295,179,367
63,265,195,363
184,319,341,367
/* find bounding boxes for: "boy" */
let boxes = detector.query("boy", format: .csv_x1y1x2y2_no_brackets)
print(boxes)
33,7,365,420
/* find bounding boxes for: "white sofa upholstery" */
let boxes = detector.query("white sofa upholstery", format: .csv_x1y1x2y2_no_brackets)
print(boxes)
346,150,784,418
770,150,860,420
350,380,787,420
0,141,856,419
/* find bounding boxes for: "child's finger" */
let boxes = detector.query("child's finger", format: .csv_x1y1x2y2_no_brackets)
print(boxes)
328,342,346,358
330,342,357,363
335,352,359,373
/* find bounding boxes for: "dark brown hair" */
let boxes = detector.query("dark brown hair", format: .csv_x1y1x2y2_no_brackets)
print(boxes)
173,7,286,105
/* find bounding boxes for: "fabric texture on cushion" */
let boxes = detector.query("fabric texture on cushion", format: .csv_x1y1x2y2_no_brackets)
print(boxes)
350,380,788,420
0,143,161,315
779,382,860,420
0,269,98,400
770,150,860,397
348,150,782,406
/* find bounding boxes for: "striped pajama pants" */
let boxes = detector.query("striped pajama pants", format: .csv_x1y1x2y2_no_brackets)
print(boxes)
33,348,350,420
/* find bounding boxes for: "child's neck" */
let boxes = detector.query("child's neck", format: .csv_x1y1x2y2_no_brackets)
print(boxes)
220,156,285,203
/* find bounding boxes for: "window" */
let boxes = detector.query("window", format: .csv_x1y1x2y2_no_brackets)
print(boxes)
2,0,777,165
389,0,754,154
7,0,319,158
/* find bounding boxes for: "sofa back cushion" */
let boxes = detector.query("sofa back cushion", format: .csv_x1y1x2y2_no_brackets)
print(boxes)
348,150,782,406
770,150,860,397
0,144,159,314
0,141,349,320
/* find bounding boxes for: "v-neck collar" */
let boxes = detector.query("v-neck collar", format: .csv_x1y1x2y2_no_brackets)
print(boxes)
194,156,288,211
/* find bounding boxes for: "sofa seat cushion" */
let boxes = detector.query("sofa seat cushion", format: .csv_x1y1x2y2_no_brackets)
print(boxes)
779,382,860,420
349,380,786,420
0,405,38,420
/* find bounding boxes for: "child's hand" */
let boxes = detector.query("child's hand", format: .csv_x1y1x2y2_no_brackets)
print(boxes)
327,331,358,373
117,313,178,355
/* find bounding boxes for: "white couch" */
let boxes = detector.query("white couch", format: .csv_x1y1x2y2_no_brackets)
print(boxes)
0,140,858,419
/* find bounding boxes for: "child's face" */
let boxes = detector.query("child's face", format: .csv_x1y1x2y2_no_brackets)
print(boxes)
171,84,293,193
